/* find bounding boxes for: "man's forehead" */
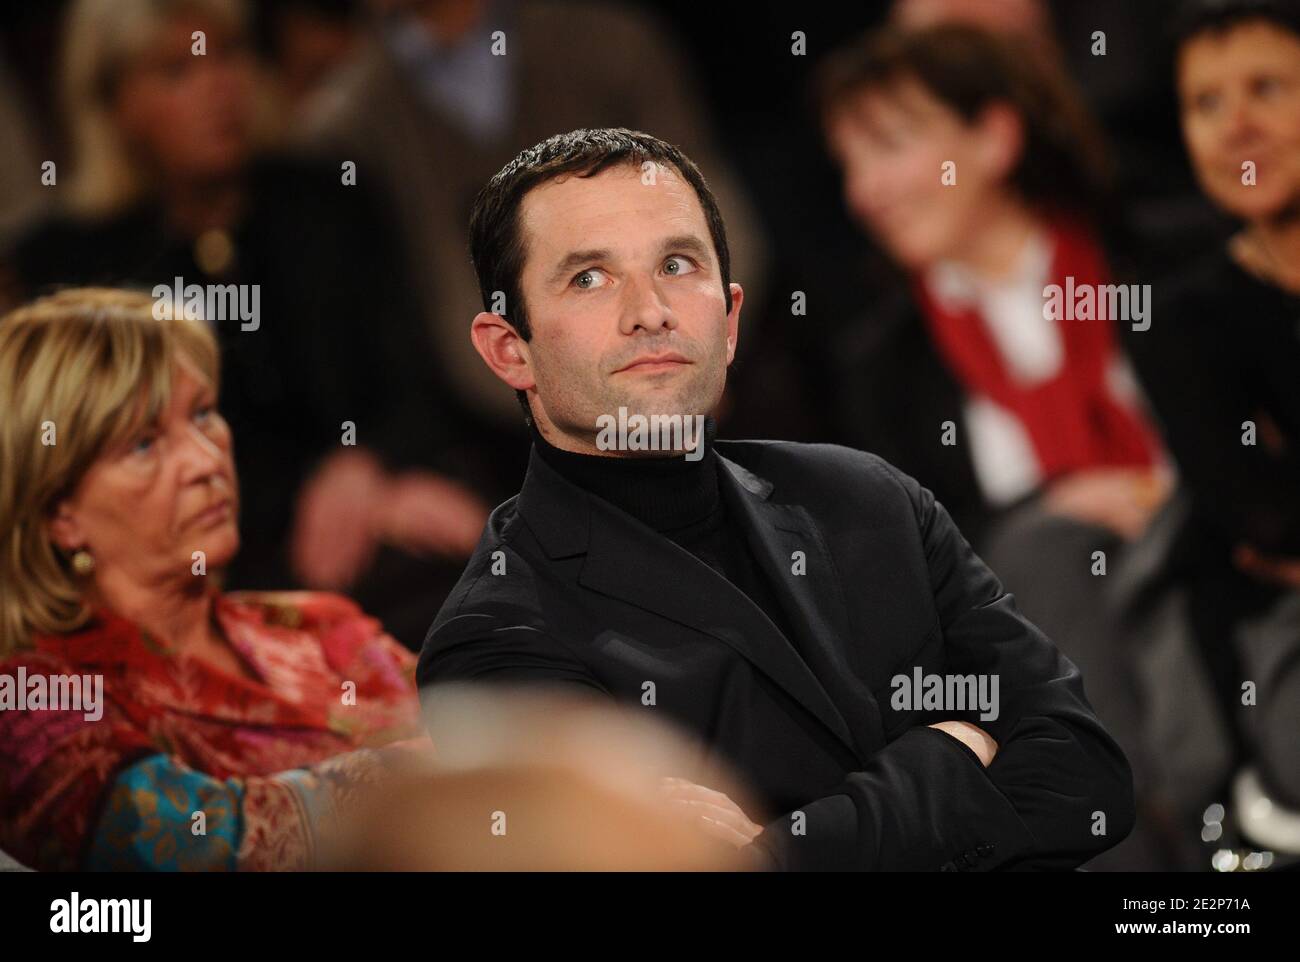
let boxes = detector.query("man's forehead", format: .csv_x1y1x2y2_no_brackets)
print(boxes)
520,162,706,251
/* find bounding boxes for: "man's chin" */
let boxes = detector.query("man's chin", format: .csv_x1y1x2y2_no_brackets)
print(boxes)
610,377,721,420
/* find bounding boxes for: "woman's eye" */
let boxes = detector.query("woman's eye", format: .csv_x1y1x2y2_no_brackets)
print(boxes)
1193,91,1220,114
131,434,157,455
193,405,214,424
663,255,697,276
867,125,905,150
573,268,607,290
1254,76,1282,98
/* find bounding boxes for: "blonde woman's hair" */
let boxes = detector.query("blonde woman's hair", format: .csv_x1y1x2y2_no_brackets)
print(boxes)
0,288,220,653
60,0,276,215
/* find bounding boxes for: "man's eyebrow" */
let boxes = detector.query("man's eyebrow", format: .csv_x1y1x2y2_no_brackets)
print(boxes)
660,234,713,263
547,249,612,286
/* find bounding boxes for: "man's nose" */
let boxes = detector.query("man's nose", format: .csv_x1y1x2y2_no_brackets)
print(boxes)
618,271,676,335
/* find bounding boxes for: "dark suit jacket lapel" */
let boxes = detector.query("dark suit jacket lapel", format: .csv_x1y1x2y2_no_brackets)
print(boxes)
517,448,861,761
717,453,885,763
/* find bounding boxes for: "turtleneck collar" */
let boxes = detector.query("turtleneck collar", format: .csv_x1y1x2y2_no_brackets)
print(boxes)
530,416,720,533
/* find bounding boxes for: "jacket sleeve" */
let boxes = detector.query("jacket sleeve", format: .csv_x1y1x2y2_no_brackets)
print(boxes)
750,464,1136,871
418,609,612,698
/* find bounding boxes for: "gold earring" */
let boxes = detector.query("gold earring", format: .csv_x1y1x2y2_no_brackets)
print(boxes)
71,549,96,576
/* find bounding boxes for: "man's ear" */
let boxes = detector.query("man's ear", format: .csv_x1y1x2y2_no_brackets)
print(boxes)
725,283,744,366
470,311,537,392
47,499,84,553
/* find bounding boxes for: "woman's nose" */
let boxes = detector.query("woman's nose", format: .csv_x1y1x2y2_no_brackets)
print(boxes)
1220,90,1261,149
177,422,226,480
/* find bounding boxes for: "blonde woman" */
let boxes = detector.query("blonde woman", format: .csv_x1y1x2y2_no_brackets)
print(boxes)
4,0,492,646
0,289,426,871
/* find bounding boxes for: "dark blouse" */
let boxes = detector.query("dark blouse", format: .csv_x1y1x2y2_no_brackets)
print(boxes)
1132,245,1300,558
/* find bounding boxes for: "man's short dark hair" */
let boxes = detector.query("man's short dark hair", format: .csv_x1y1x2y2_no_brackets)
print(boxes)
467,128,733,424
1171,0,1300,55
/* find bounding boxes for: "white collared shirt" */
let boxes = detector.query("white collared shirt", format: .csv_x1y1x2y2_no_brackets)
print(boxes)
924,232,1146,507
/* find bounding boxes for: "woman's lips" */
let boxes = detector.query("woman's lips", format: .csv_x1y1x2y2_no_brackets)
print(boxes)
190,498,233,527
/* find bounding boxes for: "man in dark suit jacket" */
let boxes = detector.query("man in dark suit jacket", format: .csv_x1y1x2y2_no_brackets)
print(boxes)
417,127,1134,871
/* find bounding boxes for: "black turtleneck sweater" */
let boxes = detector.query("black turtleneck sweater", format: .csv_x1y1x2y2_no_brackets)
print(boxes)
529,420,802,653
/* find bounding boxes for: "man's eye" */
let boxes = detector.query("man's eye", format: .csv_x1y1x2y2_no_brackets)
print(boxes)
1193,91,1221,114
573,268,607,290
664,256,698,276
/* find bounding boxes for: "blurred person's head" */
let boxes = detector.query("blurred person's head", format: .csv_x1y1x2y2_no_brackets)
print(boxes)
327,765,747,870
408,0,487,42
325,685,757,870
0,288,236,653
254,0,361,108
61,0,272,214
466,128,742,451
892,0,1054,45
1173,0,1300,224
889,0,1063,76
371,0,486,35
816,24,1109,272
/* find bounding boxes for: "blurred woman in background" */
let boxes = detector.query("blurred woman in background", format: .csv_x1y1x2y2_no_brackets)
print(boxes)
1121,0,1300,864
1,0,492,648
0,289,425,870
815,24,1170,868
817,23,1168,552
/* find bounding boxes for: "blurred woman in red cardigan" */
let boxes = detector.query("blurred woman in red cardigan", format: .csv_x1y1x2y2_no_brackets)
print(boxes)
0,289,425,870
817,23,1169,549
815,24,1170,868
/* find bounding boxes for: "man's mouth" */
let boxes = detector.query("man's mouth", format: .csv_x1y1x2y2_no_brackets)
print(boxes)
614,353,691,374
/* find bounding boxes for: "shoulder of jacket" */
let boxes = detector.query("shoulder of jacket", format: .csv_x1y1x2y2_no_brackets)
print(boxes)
720,438,907,479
